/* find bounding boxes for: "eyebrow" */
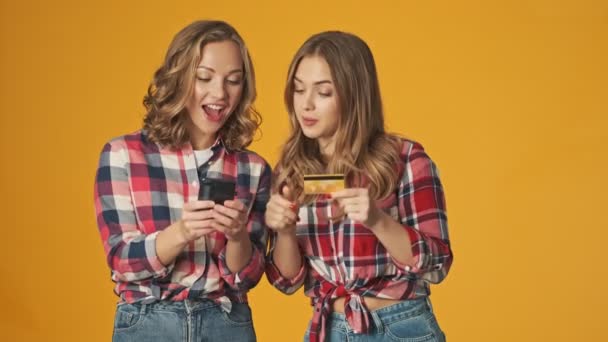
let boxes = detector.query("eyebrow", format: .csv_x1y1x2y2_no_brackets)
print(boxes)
197,66,243,74
294,76,332,85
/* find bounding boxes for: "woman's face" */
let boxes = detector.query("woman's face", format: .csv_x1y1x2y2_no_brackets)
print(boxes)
185,40,244,149
292,55,340,149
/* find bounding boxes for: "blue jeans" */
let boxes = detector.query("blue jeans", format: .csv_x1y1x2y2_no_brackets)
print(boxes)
305,298,445,342
112,299,256,342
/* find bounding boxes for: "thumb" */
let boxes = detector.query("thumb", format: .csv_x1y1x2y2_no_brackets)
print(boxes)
282,185,295,202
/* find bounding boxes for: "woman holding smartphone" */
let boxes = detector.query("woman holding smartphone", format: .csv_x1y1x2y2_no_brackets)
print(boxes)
94,20,270,342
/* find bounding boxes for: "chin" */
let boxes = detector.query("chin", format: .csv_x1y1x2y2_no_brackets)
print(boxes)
194,120,222,135
300,129,319,140
203,116,229,131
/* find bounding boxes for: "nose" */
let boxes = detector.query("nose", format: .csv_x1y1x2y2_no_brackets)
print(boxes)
301,91,314,111
209,78,227,100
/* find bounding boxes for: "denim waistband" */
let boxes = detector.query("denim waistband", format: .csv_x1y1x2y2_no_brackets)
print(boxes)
118,298,224,314
327,297,432,330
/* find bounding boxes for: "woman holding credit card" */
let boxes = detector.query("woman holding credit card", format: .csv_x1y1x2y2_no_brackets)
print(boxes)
94,21,270,341
265,31,452,342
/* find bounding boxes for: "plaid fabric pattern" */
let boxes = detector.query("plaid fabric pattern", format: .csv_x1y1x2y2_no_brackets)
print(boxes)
94,130,270,312
266,139,452,341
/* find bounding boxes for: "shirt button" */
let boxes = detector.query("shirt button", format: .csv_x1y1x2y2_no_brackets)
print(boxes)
192,181,198,187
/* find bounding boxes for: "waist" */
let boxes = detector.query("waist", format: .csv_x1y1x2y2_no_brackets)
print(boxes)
327,298,435,328
331,296,402,313
118,298,251,314
117,286,247,304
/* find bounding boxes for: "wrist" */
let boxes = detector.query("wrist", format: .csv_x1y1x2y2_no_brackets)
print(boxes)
227,228,250,243
277,227,297,239
171,220,190,246
367,210,389,232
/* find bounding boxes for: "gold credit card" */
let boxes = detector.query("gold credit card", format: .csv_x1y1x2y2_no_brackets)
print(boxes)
303,174,345,194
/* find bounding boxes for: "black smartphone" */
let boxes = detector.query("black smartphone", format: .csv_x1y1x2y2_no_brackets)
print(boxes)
198,178,236,205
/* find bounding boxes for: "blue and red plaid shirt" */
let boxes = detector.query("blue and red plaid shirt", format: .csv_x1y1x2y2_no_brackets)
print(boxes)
266,139,453,342
94,130,270,312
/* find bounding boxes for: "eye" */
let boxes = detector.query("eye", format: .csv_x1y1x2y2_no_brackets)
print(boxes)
294,88,304,94
196,77,211,82
318,92,332,97
226,78,243,85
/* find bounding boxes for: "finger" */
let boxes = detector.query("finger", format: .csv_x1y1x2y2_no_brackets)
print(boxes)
282,185,297,202
343,204,360,215
282,216,297,226
270,202,299,220
268,218,293,231
192,227,215,238
282,186,300,212
335,197,360,207
272,205,298,222
271,194,296,209
211,222,228,235
211,221,241,237
331,188,365,199
223,199,246,212
210,219,229,230
213,210,237,227
183,208,215,221
267,213,294,230
267,200,292,217
184,219,215,230
213,204,242,219
184,200,216,212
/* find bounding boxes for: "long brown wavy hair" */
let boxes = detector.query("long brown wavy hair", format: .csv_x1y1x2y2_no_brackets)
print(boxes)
142,20,260,150
274,31,403,202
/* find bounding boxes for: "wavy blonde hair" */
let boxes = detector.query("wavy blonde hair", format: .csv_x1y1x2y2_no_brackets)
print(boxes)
143,20,260,150
274,31,403,202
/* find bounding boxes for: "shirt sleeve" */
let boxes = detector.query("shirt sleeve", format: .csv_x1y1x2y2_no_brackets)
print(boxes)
94,141,173,282
217,162,271,291
392,141,453,284
265,231,308,294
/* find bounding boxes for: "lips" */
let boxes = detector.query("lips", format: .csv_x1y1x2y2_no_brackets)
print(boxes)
203,104,226,122
301,117,318,127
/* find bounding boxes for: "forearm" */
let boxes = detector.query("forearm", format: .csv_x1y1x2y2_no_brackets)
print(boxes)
156,221,188,266
225,235,253,273
369,212,415,266
272,230,302,279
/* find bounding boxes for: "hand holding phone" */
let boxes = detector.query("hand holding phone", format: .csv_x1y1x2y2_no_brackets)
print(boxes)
198,178,236,205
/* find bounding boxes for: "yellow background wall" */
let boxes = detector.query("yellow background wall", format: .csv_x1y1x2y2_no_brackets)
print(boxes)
1,0,606,341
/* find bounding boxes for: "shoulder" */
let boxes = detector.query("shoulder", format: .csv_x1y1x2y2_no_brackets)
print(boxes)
391,136,430,163
100,130,166,158
100,130,149,152
97,130,161,169
388,136,441,181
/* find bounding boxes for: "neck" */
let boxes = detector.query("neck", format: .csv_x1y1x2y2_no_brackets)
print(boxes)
186,115,218,150
190,132,216,150
318,136,336,159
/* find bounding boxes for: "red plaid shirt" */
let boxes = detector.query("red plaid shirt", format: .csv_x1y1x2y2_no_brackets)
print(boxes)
94,131,270,312
266,139,452,341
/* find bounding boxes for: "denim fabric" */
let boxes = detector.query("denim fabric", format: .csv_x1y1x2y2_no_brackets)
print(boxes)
304,298,445,342
112,299,255,342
